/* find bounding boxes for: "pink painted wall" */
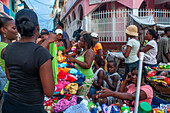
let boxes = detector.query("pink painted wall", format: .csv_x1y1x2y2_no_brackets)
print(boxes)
84,0,97,16
64,0,97,22
115,2,126,9
117,0,144,8
143,0,170,9
0,0,9,8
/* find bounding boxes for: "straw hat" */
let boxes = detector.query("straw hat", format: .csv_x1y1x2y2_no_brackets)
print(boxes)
80,31,88,36
125,25,138,37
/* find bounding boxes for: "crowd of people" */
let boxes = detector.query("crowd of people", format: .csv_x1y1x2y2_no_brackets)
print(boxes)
0,8,169,113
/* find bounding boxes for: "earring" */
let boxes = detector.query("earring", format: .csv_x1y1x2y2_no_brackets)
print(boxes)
4,33,6,38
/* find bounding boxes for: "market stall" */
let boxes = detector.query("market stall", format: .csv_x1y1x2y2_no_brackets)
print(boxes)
146,63,170,105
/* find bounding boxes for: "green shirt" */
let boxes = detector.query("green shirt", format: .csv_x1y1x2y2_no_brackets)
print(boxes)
57,46,63,56
0,42,8,72
0,42,8,92
75,50,94,79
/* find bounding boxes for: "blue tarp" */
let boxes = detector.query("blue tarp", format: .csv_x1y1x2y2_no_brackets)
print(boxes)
3,4,9,15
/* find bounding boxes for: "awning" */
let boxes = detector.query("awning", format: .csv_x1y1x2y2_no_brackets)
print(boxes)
156,24,170,29
155,0,169,4
130,14,155,26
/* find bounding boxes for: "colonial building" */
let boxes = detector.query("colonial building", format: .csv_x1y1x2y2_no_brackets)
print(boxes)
52,0,170,50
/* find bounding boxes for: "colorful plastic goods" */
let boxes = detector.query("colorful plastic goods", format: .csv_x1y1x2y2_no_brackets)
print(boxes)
138,102,152,113
88,101,96,110
96,102,102,112
112,105,120,113
121,104,130,113
147,71,156,78
152,108,158,113
165,77,170,86
102,103,108,113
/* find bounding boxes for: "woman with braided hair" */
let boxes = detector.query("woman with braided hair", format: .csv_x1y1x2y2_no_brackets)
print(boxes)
0,17,18,99
66,33,95,96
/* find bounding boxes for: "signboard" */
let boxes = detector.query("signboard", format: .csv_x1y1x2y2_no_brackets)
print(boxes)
89,0,117,5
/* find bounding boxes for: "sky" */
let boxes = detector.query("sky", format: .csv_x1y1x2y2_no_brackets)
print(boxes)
23,0,55,31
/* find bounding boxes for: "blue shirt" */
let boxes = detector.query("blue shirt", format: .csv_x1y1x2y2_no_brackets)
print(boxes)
62,30,70,49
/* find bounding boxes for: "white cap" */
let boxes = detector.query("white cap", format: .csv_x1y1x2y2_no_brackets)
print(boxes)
91,32,98,38
55,29,63,35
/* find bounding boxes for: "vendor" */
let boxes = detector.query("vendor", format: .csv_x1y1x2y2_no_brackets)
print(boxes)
121,25,140,77
96,67,153,111
66,33,95,96
91,32,103,57
55,29,66,56
141,29,158,68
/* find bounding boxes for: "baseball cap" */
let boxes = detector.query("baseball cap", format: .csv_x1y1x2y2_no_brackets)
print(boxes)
55,29,63,35
91,32,98,39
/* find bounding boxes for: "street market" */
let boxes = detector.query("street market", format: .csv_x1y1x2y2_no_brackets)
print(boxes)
0,0,170,113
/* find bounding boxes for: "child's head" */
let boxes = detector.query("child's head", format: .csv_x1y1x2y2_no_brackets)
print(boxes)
95,55,105,67
107,61,117,74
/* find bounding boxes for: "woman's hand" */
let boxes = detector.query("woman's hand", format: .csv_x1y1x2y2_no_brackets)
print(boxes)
121,45,126,53
125,72,132,82
96,87,113,98
46,33,58,43
122,45,125,49
66,57,75,62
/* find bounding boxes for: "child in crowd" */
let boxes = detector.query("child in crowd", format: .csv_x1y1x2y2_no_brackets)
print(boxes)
100,61,121,105
96,67,153,111
55,29,66,56
89,55,105,104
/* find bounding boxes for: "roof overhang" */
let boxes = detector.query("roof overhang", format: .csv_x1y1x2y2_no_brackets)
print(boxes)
89,0,117,5
155,0,169,4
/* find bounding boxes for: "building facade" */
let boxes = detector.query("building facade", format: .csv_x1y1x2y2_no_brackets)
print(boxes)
0,0,29,18
53,0,170,50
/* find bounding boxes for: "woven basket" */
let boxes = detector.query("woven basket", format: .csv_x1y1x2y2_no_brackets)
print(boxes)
147,79,170,95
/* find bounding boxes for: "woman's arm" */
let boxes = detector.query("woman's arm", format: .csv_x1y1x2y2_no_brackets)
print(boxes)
141,45,153,53
96,87,147,101
122,45,132,58
5,66,9,80
62,42,66,55
67,50,94,69
93,70,104,89
39,59,55,97
104,74,119,91
119,72,131,92
1,48,9,80
41,33,58,49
